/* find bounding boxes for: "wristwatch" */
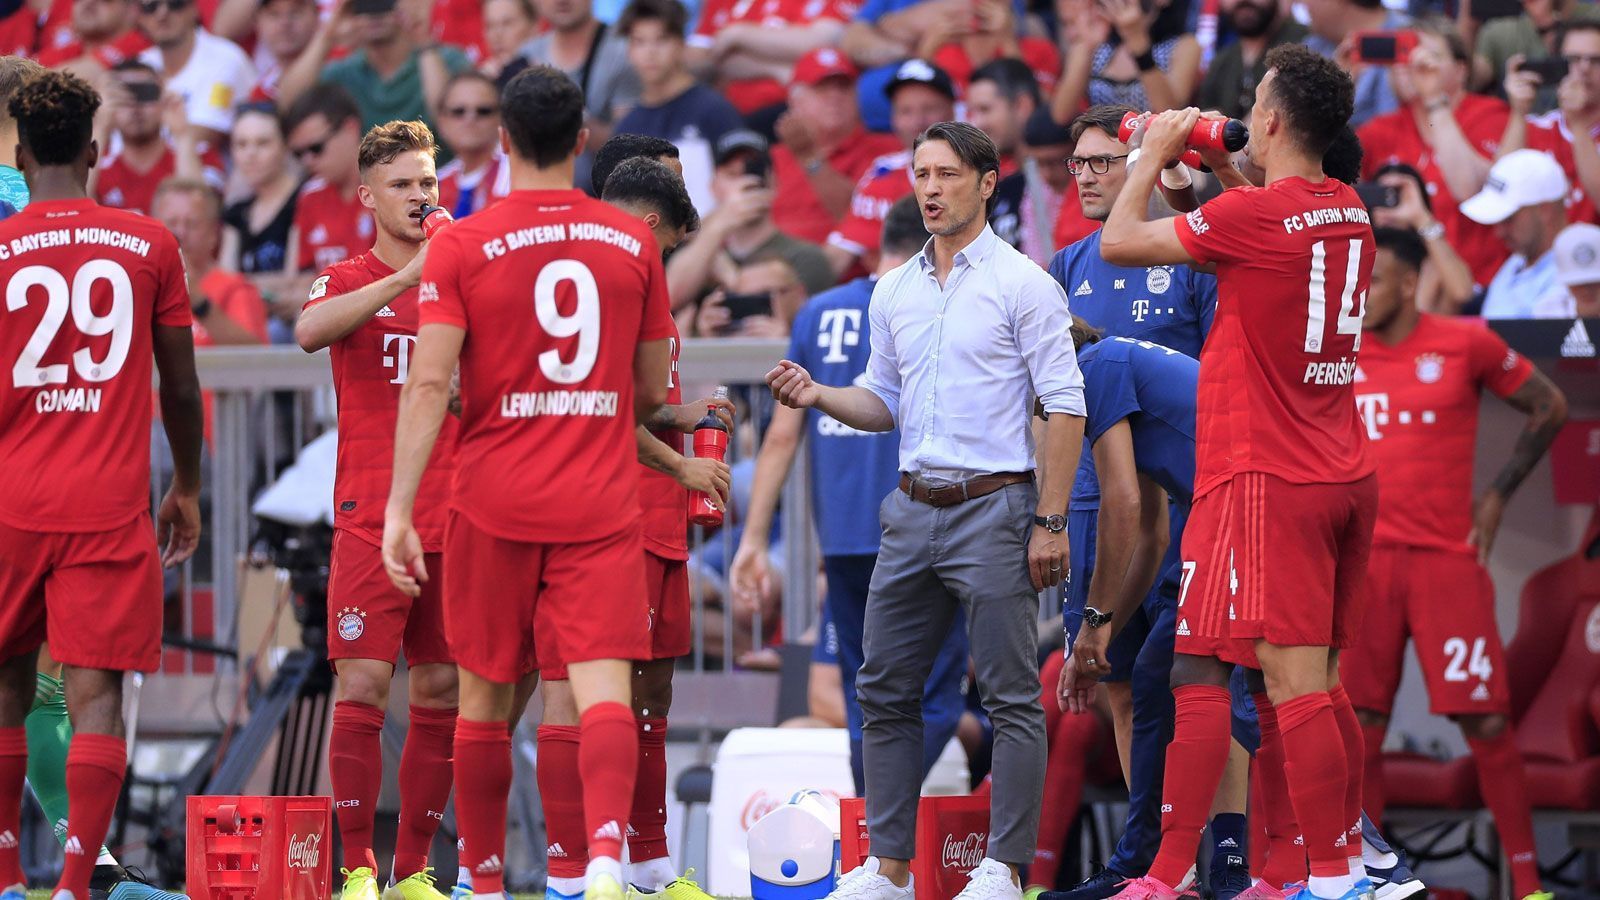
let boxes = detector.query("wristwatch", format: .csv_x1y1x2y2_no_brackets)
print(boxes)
1083,606,1113,628
192,297,213,319
1034,514,1066,533
1418,220,1446,242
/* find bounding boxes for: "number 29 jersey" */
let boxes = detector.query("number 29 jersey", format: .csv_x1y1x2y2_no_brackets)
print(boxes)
418,189,676,544
0,198,190,532
1174,177,1376,498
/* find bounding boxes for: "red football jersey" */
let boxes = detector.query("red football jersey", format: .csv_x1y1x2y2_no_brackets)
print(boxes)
1523,111,1600,225
1357,94,1511,288
1174,177,1376,497
418,189,676,543
36,29,151,68
0,198,190,532
771,128,902,245
1354,314,1532,553
94,144,227,216
828,152,913,258
638,325,686,560
294,178,374,274
690,0,858,112
306,251,458,551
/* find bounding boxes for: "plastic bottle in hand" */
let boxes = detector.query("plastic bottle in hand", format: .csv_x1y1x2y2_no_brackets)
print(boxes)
1118,111,1248,170
418,203,453,239
689,386,731,527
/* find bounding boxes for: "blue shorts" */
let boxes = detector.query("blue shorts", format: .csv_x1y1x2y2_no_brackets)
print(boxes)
1065,506,1167,683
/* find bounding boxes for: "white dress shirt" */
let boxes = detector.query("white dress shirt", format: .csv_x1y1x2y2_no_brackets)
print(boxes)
861,224,1086,481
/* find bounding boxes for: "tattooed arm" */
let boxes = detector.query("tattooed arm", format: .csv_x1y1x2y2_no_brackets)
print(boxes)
1470,368,1568,563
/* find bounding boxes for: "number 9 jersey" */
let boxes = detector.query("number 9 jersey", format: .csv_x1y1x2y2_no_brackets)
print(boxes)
418,188,676,543
1173,177,1377,498
0,198,191,531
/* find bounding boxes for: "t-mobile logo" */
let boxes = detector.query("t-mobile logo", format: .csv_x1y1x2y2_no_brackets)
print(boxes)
1131,299,1150,322
818,309,862,363
383,334,417,385
1354,392,1389,440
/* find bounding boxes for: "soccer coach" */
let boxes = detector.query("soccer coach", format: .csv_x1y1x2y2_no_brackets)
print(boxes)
767,121,1087,900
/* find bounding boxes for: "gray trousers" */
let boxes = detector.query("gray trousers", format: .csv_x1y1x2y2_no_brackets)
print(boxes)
857,480,1047,866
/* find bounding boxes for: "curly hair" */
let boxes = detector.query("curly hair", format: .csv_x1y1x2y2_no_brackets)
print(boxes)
601,156,698,233
10,69,100,166
1262,44,1354,157
1321,125,1363,186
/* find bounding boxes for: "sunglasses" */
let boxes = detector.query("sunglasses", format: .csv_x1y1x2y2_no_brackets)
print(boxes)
446,105,497,119
291,132,335,161
140,0,190,13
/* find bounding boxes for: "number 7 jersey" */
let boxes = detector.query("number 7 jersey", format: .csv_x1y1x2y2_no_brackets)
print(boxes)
0,198,190,532
418,188,675,544
1174,176,1376,498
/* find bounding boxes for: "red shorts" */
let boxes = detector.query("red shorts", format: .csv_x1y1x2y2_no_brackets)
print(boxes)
540,551,689,680
1176,472,1378,669
0,514,162,672
1340,544,1510,716
444,511,651,684
326,530,452,668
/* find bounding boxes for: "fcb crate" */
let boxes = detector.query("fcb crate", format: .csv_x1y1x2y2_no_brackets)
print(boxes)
839,795,990,900
185,795,333,900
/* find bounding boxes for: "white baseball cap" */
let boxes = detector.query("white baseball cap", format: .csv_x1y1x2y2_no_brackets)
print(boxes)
1554,222,1600,286
1460,149,1569,225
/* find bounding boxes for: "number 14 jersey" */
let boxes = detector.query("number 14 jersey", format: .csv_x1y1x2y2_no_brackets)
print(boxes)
0,198,190,532
1174,177,1376,499
419,188,675,544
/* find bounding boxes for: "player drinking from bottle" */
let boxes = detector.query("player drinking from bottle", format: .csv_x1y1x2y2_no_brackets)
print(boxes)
383,65,674,900
1097,45,1377,900
295,119,458,900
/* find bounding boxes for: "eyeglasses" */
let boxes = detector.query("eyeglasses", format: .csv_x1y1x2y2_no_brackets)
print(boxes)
139,0,190,13
291,131,335,161
446,105,497,119
1065,154,1130,176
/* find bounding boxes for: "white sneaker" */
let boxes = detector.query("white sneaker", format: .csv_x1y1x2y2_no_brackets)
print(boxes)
826,858,914,900
1175,866,1198,892
953,859,1021,900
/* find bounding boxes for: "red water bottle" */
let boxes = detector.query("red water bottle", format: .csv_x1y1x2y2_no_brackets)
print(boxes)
1117,111,1248,169
419,203,453,239
688,386,730,527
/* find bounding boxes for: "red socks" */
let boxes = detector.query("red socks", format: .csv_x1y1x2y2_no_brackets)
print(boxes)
1252,693,1307,888
393,705,456,881
54,733,125,899
455,717,512,895
580,702,639,864
1033,708,1100,888
1147,685,1232,888
329,700,384,873
536,724,587,881
1467,730,1542,897
1360,721,1387,824
629,717,670,865
0,728,26,887
1328,686,1364,857
1275,692,1348,879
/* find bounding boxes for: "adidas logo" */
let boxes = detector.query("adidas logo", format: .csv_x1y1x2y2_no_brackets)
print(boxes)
548,843,568,858
593,820,623,842
476,854,503,874
1217,838,1238,849
1471,682,1491,701
0,830,15,849
1561,320,1595,358
626,824,640,838
1176,618,1190,637
1335,833,1348,847
376,305,397,318
64,836,83,855
1074,280,1093,297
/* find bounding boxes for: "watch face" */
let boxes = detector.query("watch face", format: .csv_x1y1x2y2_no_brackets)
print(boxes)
1047,514,1066,531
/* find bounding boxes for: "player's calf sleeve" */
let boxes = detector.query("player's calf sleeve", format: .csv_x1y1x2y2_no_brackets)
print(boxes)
54,733,124,900
579,702,639,864
0,728,26,886
1327,685,1364,857
627,717,670,867
535,724,588,884
393,705,457,881
1360,722,1387,825
1466,730,1541,897
1274,692,1349,881
455,718,512,896
1147,685,1232,888
329,700,385,873
1033,711,1098,888
1252,693,1307,888
25,695,115,867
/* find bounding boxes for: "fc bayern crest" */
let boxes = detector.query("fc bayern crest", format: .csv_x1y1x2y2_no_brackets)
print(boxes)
1415,353,1444,384
337,607,367,641
1146,266,1172,295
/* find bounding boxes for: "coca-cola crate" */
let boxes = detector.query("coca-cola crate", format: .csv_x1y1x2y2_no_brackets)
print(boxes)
186,795,333,900
839,795,991,900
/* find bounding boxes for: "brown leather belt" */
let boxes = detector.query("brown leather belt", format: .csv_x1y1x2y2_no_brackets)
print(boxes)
897,471,1033,507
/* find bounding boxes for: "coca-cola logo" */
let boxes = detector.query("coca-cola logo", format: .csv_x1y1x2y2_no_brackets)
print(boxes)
287,833,323,870
738,789,847,830
940,832,987,871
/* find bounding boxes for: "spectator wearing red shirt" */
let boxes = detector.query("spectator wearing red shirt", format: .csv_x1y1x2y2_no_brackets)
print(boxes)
435,72,506,218
824,58,954,276
93,60,225,215
284,87,373,277
922,0,1059,97
1021,108,1083,265
1499,23,1600,226
480,0,539,80
1358,21,1510,290
243,0,320,102
769,48,900,245
154,177,270,348
685,0,855,115
36,0,150,70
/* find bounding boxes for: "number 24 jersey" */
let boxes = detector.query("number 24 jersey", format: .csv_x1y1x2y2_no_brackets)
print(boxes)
419,189,675,544
1174,177,1376,498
